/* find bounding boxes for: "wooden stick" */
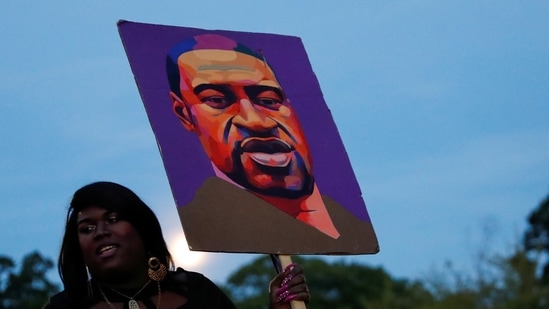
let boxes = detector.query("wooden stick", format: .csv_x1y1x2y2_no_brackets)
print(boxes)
277,255,307,309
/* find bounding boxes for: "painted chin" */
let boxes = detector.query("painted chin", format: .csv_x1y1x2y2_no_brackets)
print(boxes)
241,152,305,189
226,139,314,198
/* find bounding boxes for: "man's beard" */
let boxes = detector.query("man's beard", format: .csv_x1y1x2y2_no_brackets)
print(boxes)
225,143,315,199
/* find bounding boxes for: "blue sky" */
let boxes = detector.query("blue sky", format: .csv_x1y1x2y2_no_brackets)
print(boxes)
1,1,548,285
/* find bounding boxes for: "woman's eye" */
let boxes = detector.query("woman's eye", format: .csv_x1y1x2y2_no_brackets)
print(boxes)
106,215,119,224
78,225,96,234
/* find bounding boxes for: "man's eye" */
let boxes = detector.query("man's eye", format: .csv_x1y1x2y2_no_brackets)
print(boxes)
256,97,282,109
201,96,232,109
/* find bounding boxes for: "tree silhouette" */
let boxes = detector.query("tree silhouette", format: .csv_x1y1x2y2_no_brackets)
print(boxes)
223,255,433,309
0,251,59,309
524,193,549,284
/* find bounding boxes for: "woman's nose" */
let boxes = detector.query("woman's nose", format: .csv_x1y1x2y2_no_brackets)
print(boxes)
93,221,110,239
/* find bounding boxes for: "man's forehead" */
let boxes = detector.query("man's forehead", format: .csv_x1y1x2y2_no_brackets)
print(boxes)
178,50,268,72
177,49,280,88
180,49,246,61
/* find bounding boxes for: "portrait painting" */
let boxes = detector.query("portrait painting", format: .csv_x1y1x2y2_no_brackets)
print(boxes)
118,20,379,255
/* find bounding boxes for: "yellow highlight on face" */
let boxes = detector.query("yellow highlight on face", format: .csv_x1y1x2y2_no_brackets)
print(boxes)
177,49,279,88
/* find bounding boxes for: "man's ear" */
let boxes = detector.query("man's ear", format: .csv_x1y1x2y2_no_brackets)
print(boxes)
170,92,195,132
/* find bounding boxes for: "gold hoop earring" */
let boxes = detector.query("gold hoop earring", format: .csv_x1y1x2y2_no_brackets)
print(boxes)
148,257,167,281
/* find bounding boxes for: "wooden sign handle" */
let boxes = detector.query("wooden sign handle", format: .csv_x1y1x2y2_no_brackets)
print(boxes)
276,255,307,309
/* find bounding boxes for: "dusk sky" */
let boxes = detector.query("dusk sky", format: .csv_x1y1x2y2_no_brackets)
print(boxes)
1,1,548,285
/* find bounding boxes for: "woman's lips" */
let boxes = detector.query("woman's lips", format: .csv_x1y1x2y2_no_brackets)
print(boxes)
96,244,119,256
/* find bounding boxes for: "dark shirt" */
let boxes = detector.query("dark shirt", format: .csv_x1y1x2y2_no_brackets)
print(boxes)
42,268,236,309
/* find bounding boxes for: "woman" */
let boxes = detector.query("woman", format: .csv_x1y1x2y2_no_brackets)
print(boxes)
43,181,309,308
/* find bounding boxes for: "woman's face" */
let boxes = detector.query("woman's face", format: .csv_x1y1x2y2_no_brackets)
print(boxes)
77,206,148,280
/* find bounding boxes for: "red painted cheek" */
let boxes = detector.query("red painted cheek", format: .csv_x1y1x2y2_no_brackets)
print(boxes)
203,137,234,171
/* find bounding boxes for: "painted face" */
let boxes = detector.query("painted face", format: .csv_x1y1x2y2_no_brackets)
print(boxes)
172,49,314,198
77,206,148,280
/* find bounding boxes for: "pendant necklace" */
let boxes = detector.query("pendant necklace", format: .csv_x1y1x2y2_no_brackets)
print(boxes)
98,280,153,309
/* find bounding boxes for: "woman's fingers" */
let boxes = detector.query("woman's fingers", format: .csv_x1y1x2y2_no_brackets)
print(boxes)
271,263,310,304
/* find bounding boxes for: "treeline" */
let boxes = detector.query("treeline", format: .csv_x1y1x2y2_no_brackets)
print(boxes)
0,252,58,308
223,193,549,308
1,194,548,308
223,250,547,308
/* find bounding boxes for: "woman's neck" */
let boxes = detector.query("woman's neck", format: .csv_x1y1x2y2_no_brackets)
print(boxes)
96,271,151,291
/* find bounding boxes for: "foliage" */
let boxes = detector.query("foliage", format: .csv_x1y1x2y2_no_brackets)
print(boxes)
422,192,549,308
223,192,549,309
0,193,548,309
223,255,434,309
225,246,549,309
222,255,275,309
0,251,59,309
524,193,549,283
424,248,549,309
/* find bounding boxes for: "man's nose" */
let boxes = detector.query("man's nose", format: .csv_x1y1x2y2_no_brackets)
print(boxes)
232,99,277,131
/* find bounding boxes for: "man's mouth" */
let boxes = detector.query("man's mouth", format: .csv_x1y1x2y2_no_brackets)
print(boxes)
249,152,291,167
240,138,293,168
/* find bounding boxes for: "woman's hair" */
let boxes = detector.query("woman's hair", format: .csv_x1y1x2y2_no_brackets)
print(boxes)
58,181,173,300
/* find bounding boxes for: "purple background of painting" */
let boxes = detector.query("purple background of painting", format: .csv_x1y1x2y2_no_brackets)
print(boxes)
118,20,371,222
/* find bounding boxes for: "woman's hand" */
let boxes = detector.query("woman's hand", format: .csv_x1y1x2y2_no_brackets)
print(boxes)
269,263,310,309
